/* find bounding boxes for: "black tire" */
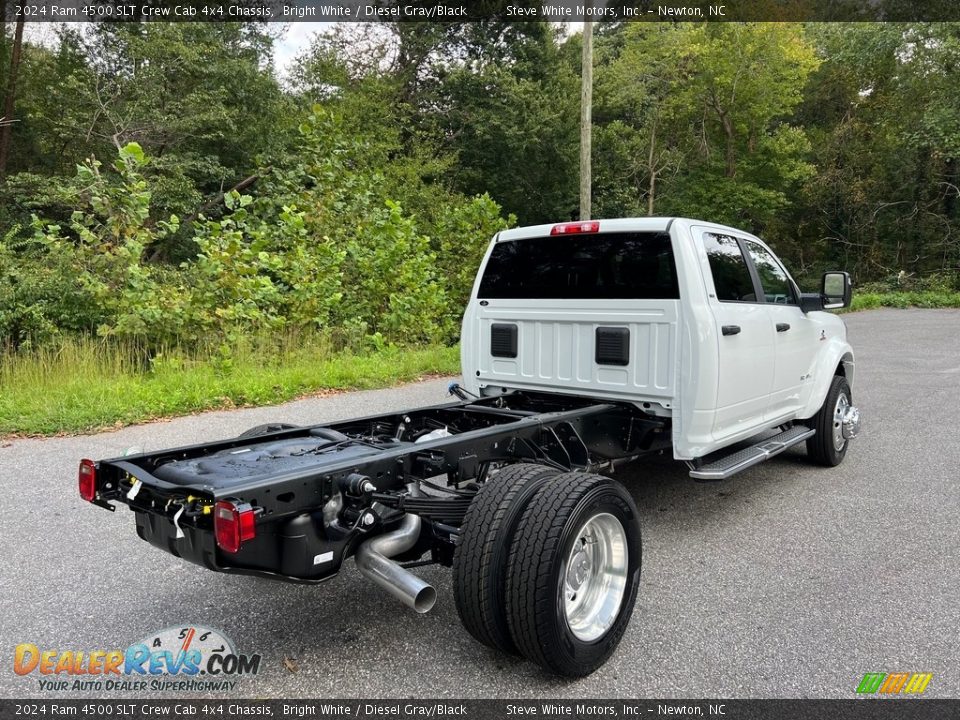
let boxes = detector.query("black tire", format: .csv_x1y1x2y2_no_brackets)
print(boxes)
237,423,299,439
453,463,560,653
806,375,852,467
505,472,642,677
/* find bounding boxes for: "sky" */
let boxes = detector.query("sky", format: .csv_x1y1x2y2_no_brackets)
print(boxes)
274,23,336,76
26,22,576,80
24,22,335,79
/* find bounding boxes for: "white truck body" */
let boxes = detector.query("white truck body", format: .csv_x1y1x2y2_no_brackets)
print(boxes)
460,217,855,460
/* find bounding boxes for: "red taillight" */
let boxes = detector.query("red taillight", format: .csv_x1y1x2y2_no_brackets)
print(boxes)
79,459,97,502
550,221,600,235
214,500,256,553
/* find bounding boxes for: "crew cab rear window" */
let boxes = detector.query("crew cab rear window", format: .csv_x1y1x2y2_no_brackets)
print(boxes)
477,232,679,300
703,233,756,302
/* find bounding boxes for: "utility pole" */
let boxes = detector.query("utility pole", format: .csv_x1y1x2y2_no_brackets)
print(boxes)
579,12,593,221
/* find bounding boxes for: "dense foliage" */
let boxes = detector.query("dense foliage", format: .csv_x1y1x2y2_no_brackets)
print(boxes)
1,21,958,352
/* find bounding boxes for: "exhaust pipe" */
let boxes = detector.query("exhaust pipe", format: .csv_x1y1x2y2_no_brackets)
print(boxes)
354,513,437,613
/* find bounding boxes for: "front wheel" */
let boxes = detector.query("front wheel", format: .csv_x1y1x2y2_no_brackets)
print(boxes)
505,472,642,677
806,375,854,466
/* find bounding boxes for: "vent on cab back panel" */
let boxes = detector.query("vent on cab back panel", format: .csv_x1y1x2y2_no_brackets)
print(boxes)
595,327,630,366
490,323,518,358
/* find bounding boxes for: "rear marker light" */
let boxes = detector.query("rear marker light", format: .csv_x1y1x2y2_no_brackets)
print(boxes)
550,221,600,235
214,500,256,553
79,459,97,502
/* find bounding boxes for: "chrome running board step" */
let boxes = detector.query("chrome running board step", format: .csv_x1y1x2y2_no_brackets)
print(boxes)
689,426,815,480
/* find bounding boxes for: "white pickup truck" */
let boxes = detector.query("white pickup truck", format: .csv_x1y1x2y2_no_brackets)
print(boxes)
81,217,860,678
461,217,860,471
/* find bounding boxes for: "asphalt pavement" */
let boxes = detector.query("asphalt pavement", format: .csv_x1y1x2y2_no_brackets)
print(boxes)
1,308,958,699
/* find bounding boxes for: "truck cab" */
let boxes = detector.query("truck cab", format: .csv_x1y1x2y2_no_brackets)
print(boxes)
460,217,857,462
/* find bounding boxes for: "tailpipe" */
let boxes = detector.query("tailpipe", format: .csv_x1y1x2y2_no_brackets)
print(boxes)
354,513,437,613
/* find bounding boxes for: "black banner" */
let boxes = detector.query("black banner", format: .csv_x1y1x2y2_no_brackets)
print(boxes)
2,699,959,720
6,0,960,23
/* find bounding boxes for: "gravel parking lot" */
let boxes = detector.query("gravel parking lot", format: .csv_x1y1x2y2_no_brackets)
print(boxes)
1,308,958,699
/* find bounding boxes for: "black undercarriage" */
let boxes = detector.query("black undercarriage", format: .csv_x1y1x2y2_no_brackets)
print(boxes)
93,390,669,583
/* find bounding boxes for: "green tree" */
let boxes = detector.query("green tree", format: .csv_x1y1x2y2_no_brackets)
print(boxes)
793,24,960,282
594,23,819,230
594,24,699,217
430,23,580,224
16,23,293,259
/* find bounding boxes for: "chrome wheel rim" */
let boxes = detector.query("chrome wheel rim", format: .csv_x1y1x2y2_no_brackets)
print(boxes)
562,512,628,642
833,393,849,452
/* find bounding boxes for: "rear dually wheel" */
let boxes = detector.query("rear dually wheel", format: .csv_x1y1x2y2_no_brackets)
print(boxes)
505,471,642,677
452,463,560,654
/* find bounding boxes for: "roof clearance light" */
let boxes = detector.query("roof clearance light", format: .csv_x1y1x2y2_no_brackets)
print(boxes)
551,221,600,235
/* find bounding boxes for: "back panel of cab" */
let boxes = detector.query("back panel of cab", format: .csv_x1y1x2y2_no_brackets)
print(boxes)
464,227,680,407
474,299,678,404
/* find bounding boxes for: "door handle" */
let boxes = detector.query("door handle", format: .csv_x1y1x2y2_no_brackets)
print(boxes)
776,323,791,332
721,325,741,336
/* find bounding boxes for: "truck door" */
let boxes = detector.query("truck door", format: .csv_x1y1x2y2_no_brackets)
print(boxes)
741,239,818,419
700,231,776,443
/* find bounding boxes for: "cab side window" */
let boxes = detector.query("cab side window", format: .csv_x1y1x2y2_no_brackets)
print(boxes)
703,233,756,302
745,241,795,304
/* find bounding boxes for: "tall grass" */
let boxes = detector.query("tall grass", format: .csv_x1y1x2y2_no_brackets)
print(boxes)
3,292,956,436
847,291,960,312
0,335,460,436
